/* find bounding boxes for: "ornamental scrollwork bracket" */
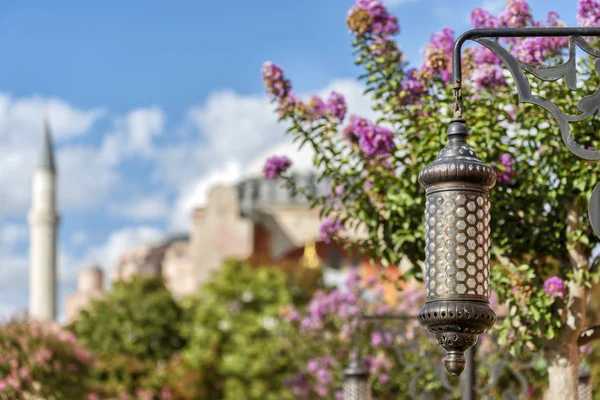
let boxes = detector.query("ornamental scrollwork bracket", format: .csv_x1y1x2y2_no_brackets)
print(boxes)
452,27,600,237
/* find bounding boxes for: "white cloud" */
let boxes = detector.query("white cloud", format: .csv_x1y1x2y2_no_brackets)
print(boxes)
0,94,105,145
100,106,165,165
58,146,121,211
164,78,377,231
110,195,171,221
0,223,27,250
0,94,108,216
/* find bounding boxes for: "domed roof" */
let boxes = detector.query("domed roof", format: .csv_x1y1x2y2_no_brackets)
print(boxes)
242,140,318,179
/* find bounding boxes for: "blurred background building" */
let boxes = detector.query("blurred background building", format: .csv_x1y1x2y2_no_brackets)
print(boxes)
63,143,407,322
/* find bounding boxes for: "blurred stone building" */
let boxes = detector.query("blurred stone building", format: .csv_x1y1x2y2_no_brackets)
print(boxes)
65,144,384,322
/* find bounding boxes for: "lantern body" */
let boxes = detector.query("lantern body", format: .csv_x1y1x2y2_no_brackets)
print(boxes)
418,121,497,376
343,360,370,400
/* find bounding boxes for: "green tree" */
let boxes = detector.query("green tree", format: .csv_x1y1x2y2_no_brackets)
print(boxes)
261,1,600,398
68,275,186,398
69,275,185,361
181,260,300,400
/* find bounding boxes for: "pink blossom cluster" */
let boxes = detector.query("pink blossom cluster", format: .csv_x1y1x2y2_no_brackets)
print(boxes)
343,115,395,158
306,92,348,121
0,319,94,398
306,356,334,397
496,153,516,183
263,155,292,180
577,0,600,27
466,2,569,90
302,286,360,330
319,216,344,244
262,62,348,123
401,68,427,103
472,65,505,91
364,352,394,384
544,276,568,300
498,0,533,28
421,28,455,83
282,268,394,398
262,62,291,98
347,0,399,38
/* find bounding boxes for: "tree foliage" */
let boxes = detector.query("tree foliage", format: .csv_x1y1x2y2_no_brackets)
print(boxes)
262,0,600,356
69,275,185,362
181,260,300,400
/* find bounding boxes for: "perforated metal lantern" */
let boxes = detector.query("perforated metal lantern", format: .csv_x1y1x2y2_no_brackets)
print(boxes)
417,120,497,376
343,352,370,400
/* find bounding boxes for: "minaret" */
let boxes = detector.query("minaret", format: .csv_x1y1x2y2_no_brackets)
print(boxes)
28,114,59,321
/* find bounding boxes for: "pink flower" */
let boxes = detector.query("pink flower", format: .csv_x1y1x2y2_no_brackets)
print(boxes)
263,156,292,180
545,276,567,299
319,217,343,243
262,62,291,98
307,95,327,120
496,153,515,183
471,8,499,28
421,28,455,83
347,0,399,38
343,115,395,158
499,0,533,28
370,331,393,348
577,0,600,27
326,91,347,122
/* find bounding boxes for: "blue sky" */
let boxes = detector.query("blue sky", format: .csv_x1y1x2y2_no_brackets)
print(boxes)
0,0,583,319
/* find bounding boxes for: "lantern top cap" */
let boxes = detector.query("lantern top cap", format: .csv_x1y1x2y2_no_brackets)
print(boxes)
447,120,467,140
343,353,369,377
418,121,497,189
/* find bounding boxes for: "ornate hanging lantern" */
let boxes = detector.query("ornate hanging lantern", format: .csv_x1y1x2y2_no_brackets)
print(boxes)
417,120,497,376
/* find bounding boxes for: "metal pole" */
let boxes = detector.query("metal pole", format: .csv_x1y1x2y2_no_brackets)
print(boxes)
461,342,477,400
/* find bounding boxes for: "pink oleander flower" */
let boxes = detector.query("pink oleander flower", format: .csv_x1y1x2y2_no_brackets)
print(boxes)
263,156,292,180
262,62,292,98
346,0,399,37
577,0,600,27
545,276,567,299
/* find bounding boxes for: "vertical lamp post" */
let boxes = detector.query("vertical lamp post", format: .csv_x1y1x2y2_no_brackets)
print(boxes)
418,27,600,376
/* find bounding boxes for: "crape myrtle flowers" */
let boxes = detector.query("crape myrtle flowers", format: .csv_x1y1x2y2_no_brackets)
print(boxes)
261,62,348,123
263,156,292,180
544,276,567,300
346,0,399,38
